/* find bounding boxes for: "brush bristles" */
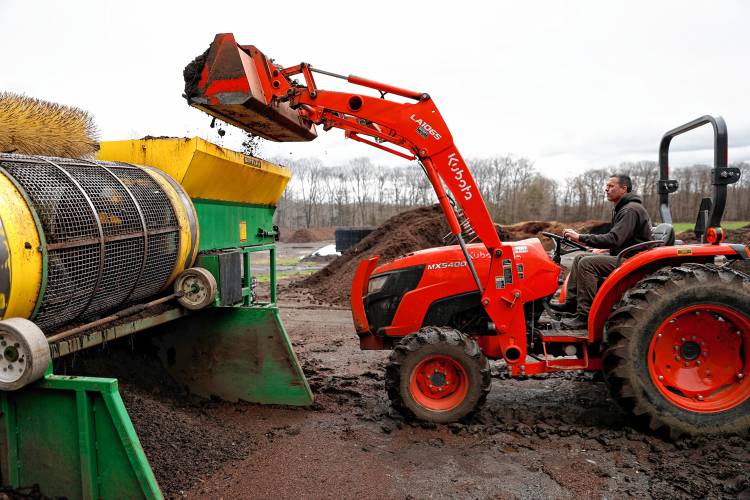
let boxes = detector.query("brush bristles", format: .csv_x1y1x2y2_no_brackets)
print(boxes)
0,92,100,158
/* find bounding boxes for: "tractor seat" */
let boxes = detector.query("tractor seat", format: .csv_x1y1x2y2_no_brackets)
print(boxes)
615,223,675,265
651,222,675,246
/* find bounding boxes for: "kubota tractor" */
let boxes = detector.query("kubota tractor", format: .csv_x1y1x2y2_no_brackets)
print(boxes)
186,34,750,437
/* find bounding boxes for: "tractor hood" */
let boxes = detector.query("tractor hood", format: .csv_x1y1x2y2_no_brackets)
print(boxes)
351,238,560,345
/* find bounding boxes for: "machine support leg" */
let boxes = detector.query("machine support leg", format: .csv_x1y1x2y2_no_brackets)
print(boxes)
0,374,162,499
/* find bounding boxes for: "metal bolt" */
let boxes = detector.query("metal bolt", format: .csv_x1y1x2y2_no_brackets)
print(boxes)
695,311,700,315
701,341,705,345
697,395,704,401
657,334,663,339
691,336,696,341
739,373,745,380
437,387,443,392
684,362,689,367
737,331,743,336
658,375,664,381
703,352,708,357
696,360,702,366
681,337,686,342
673,346,679,351
675,356,681,361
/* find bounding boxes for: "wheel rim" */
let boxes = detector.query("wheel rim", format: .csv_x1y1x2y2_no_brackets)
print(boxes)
0,334,27,385
648,304,750,413
409,355,469,412
180,275,207,304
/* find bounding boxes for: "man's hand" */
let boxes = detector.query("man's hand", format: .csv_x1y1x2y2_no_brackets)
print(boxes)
563,229,581,242
591,248,608,254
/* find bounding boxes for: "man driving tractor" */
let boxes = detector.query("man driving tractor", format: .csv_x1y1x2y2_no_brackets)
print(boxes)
552,174,652,329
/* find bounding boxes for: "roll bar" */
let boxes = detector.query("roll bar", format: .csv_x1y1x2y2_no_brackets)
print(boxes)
658,115,740,234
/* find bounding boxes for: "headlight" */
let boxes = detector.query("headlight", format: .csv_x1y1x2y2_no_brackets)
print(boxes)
367,274,389,294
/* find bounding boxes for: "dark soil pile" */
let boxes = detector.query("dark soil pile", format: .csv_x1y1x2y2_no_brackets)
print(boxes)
57,344,254,498
502,220,610,250
283,227,336,243
296,205,449,304
296,204,610,305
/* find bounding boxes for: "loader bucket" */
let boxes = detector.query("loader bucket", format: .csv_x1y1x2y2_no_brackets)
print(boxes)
184,33,317,142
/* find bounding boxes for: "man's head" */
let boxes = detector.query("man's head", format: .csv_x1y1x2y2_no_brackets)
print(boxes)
606,174,632,203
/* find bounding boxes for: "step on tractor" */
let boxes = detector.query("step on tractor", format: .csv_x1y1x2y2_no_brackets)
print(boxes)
187,33,750,437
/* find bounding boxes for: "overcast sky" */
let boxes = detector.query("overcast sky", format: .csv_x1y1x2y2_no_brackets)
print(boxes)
2,1,749,177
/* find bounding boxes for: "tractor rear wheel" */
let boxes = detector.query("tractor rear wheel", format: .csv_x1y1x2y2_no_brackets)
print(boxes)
603,263,750,437
386,326,490,424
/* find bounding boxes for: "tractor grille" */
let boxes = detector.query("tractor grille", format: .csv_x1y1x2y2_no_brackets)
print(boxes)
0,154,182,331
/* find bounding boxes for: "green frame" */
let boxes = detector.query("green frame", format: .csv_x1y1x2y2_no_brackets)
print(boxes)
0,369,161,499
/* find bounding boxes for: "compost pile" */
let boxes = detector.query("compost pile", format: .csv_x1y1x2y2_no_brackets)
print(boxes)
297,205,609,305
61,347,254,498
296,206,449,304
502,220,611,249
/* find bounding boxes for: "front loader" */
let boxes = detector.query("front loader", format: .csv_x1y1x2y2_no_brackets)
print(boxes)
185,33,750,437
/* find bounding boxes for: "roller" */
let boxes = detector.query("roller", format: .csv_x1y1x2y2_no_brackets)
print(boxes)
0,153,199,332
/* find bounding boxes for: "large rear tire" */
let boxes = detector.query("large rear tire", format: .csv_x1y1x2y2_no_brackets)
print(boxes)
386,326,490,424
603,263,750,438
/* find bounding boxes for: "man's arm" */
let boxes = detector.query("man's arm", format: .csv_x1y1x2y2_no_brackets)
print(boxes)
579,209,638,249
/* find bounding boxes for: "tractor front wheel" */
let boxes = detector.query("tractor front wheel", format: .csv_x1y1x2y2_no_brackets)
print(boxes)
386,326,490,424
604,263,750,437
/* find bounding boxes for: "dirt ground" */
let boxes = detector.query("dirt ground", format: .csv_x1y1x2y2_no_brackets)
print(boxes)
60,242,747,500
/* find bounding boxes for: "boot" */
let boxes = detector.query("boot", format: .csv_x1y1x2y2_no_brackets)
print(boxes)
560,314,587,330
548,299,576,314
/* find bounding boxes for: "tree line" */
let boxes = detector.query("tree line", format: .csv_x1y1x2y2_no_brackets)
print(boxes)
271,155,750,228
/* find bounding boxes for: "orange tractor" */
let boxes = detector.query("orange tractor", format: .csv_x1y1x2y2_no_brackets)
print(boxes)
185,34,750,437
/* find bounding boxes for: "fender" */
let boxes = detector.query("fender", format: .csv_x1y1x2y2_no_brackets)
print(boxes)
351,256,379,339
587,243,742,342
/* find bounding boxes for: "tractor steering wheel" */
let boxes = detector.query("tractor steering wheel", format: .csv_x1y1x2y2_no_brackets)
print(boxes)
540,231,590,263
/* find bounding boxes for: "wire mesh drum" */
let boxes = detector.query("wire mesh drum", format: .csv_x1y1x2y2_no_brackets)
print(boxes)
0,153,198,332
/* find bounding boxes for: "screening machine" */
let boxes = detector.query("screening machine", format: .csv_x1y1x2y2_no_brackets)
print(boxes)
0,139,311,499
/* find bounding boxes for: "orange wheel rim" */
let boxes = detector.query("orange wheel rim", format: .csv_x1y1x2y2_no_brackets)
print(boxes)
409,355,469,412
648,304,750,413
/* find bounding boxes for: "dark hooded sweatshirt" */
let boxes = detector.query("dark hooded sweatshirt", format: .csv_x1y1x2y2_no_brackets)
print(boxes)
579,193,652,256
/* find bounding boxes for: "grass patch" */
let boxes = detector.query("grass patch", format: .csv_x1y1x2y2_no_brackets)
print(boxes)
275,257,303,266
673,221,749,233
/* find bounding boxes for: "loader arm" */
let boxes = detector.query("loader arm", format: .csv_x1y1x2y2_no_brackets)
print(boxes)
186,33,527,363
186,34,500,249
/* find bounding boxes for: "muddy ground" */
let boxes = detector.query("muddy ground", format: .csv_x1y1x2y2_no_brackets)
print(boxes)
63,241,748,499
